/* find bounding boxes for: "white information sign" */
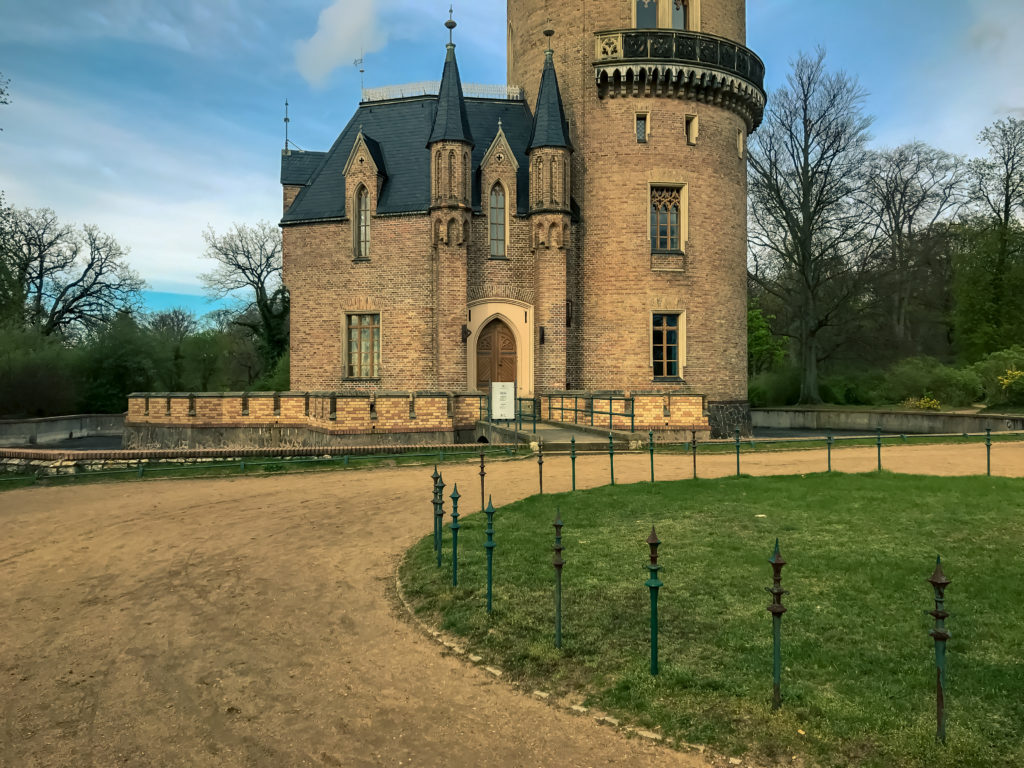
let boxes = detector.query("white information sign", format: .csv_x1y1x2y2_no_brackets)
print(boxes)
491,382,516,421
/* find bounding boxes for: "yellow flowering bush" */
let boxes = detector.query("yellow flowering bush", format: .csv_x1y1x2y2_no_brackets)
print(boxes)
998,368,1024,405
900,396,941,411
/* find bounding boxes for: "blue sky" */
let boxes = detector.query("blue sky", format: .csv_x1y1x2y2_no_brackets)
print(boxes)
1,1,1022,306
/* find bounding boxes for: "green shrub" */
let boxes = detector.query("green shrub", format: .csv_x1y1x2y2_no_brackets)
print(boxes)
874,357,981,407
820,370,884,405
973,346,1024,405
748,367,800,407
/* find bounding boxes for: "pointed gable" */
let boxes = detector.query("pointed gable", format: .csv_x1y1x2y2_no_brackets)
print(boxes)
481,122,519,172
529,49,572,152
343,131,387,178
428,43,474,147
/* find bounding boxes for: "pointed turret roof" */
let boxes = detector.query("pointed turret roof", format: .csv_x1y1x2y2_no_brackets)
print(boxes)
428,42,474,146
529,48,572,152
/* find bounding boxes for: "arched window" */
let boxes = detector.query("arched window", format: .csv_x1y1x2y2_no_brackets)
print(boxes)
534,158,542,206
489,183,506,258
356,186,370,259
650,187,681,252
448,151,456,198
564,158,570,204
464,152,471,200
549,157,556,204
635,0,658,28
434,151,442,200
671,0,687,30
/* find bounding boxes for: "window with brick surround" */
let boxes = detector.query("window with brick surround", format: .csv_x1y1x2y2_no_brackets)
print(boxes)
355,186,370,260
636,113,648,143
652,313,682,378
650,187,682,252
489,183,507,258
346,313,380,378
685,114,698,145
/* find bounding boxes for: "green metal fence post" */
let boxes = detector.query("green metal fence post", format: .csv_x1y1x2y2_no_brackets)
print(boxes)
435,474,446,569
766,539,788,711
432,466,441,554
877,427,883,472
553,512,564,649
649,430,655,483
538,440,544,495
735,426,742,476
986,428,992,476
827,433,833,473
691,429,698,480
479,450,486,513
570,436,577,491
138,461,144,479
645,528,663,676
609,432,615,486
450,485,461,587
928,557,952,744
485,497,496,613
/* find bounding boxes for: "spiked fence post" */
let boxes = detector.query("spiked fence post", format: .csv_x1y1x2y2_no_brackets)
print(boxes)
928,557,952,745
986,428,992,477
553,512,564,649
450,485,461,587
479,450,486,512
485,497,496,613
435,474,446,569
645,528,663,676
570,436,577,491
766,539,788,711
609,432,616,486
877,427,883,472
827,433,833,473
649,430,655,483
735,427,742,476
431,466,441,554
538,440,544,495
691,429,698,480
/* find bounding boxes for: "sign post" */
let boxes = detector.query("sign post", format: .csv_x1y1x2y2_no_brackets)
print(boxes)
491,382,516,423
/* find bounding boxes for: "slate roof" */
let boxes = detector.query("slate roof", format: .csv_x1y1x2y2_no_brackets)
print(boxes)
529,50,572,151
428,44,474,146
280,151,327,186
281,96,535,225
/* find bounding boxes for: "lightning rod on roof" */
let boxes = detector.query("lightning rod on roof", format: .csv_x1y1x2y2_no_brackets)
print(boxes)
284,99,290,152
354,50,365,91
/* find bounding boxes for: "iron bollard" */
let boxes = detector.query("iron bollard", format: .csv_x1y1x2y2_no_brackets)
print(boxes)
766,539,788,711
735,426,742,476
986,428,992,477
877,427,883,472
649,430,655,483
435,474,446,568
553,512,564,649
432,466,441,554
645,528,663,676
609,432,615,486
479,450,486,513
927,557,952,745
827,433,833,473
538,440,544,495
450,485,461,587
691,429,698,480
570,436,577,491
485,497,496,613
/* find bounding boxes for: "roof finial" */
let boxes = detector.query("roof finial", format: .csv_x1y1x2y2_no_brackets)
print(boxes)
446,6,457,46
544,29,555,54
283,98,290,151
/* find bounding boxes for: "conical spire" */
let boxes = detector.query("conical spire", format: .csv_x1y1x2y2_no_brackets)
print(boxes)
428,12,474,147
529,35,572,152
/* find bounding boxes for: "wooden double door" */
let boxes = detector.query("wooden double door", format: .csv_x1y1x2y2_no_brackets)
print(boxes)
476,319,517,391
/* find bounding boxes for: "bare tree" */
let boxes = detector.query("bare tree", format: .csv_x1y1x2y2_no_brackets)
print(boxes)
200,221,288,365
1,207,145,336
864,143,967,350
147,307,198,344
747,48,874,403
0,72,9,132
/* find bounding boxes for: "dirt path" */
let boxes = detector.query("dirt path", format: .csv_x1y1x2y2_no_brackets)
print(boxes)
1,443,1021,767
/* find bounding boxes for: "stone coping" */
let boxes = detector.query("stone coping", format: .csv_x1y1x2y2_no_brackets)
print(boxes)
129,391,486,399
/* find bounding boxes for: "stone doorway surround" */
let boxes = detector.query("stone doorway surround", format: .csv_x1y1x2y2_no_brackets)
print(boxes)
466,299,534,397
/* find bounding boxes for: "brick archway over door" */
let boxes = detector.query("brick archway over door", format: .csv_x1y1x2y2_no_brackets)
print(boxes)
476,319,517,391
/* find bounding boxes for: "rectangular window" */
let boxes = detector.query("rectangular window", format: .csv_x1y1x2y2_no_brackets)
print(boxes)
671,0,687,29
652,313,681,378
650,187,682,252
685,114,698,145
635,0,658,27
636,113,648,143
346,313,381,378
737,129,746,159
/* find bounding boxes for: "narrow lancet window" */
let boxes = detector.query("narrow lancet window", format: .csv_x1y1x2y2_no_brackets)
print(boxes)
356,186,370,259
490,184,506,258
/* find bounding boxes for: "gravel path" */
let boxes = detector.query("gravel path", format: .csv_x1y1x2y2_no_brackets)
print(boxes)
1,443,1021,767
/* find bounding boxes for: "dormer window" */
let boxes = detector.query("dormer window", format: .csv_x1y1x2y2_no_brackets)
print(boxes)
355,186,370,260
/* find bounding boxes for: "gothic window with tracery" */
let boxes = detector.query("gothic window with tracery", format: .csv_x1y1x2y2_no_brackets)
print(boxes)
489,184,506,258
636,0,658,28
650,187,681,252
355,185,370,259
671,0,687,30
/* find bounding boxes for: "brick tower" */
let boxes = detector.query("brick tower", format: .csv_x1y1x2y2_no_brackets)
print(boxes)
507,0,765,435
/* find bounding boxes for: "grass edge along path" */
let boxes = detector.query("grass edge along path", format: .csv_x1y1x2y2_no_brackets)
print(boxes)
399,473,1024,768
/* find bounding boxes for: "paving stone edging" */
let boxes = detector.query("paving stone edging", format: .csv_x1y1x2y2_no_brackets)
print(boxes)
392,569,759,766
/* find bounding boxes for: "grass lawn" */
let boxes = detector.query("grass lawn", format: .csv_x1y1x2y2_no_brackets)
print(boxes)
399,473,1024,768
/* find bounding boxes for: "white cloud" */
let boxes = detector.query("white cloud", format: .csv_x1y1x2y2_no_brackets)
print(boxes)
295,1,389,88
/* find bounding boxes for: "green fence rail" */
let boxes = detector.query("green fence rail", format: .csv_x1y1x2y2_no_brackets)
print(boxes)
546,395,636,433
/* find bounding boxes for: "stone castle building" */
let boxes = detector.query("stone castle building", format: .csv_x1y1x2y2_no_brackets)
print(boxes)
279,0,765,437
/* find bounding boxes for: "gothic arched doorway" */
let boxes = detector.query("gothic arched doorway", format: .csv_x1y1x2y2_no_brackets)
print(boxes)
476,318,517,391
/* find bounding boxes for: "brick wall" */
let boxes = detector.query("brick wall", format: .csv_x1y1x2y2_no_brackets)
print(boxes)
540,391,709,432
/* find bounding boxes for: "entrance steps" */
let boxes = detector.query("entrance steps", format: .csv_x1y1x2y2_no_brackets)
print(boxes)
481,420,643,451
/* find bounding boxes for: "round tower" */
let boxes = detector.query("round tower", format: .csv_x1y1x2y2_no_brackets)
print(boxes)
507,0,765,436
